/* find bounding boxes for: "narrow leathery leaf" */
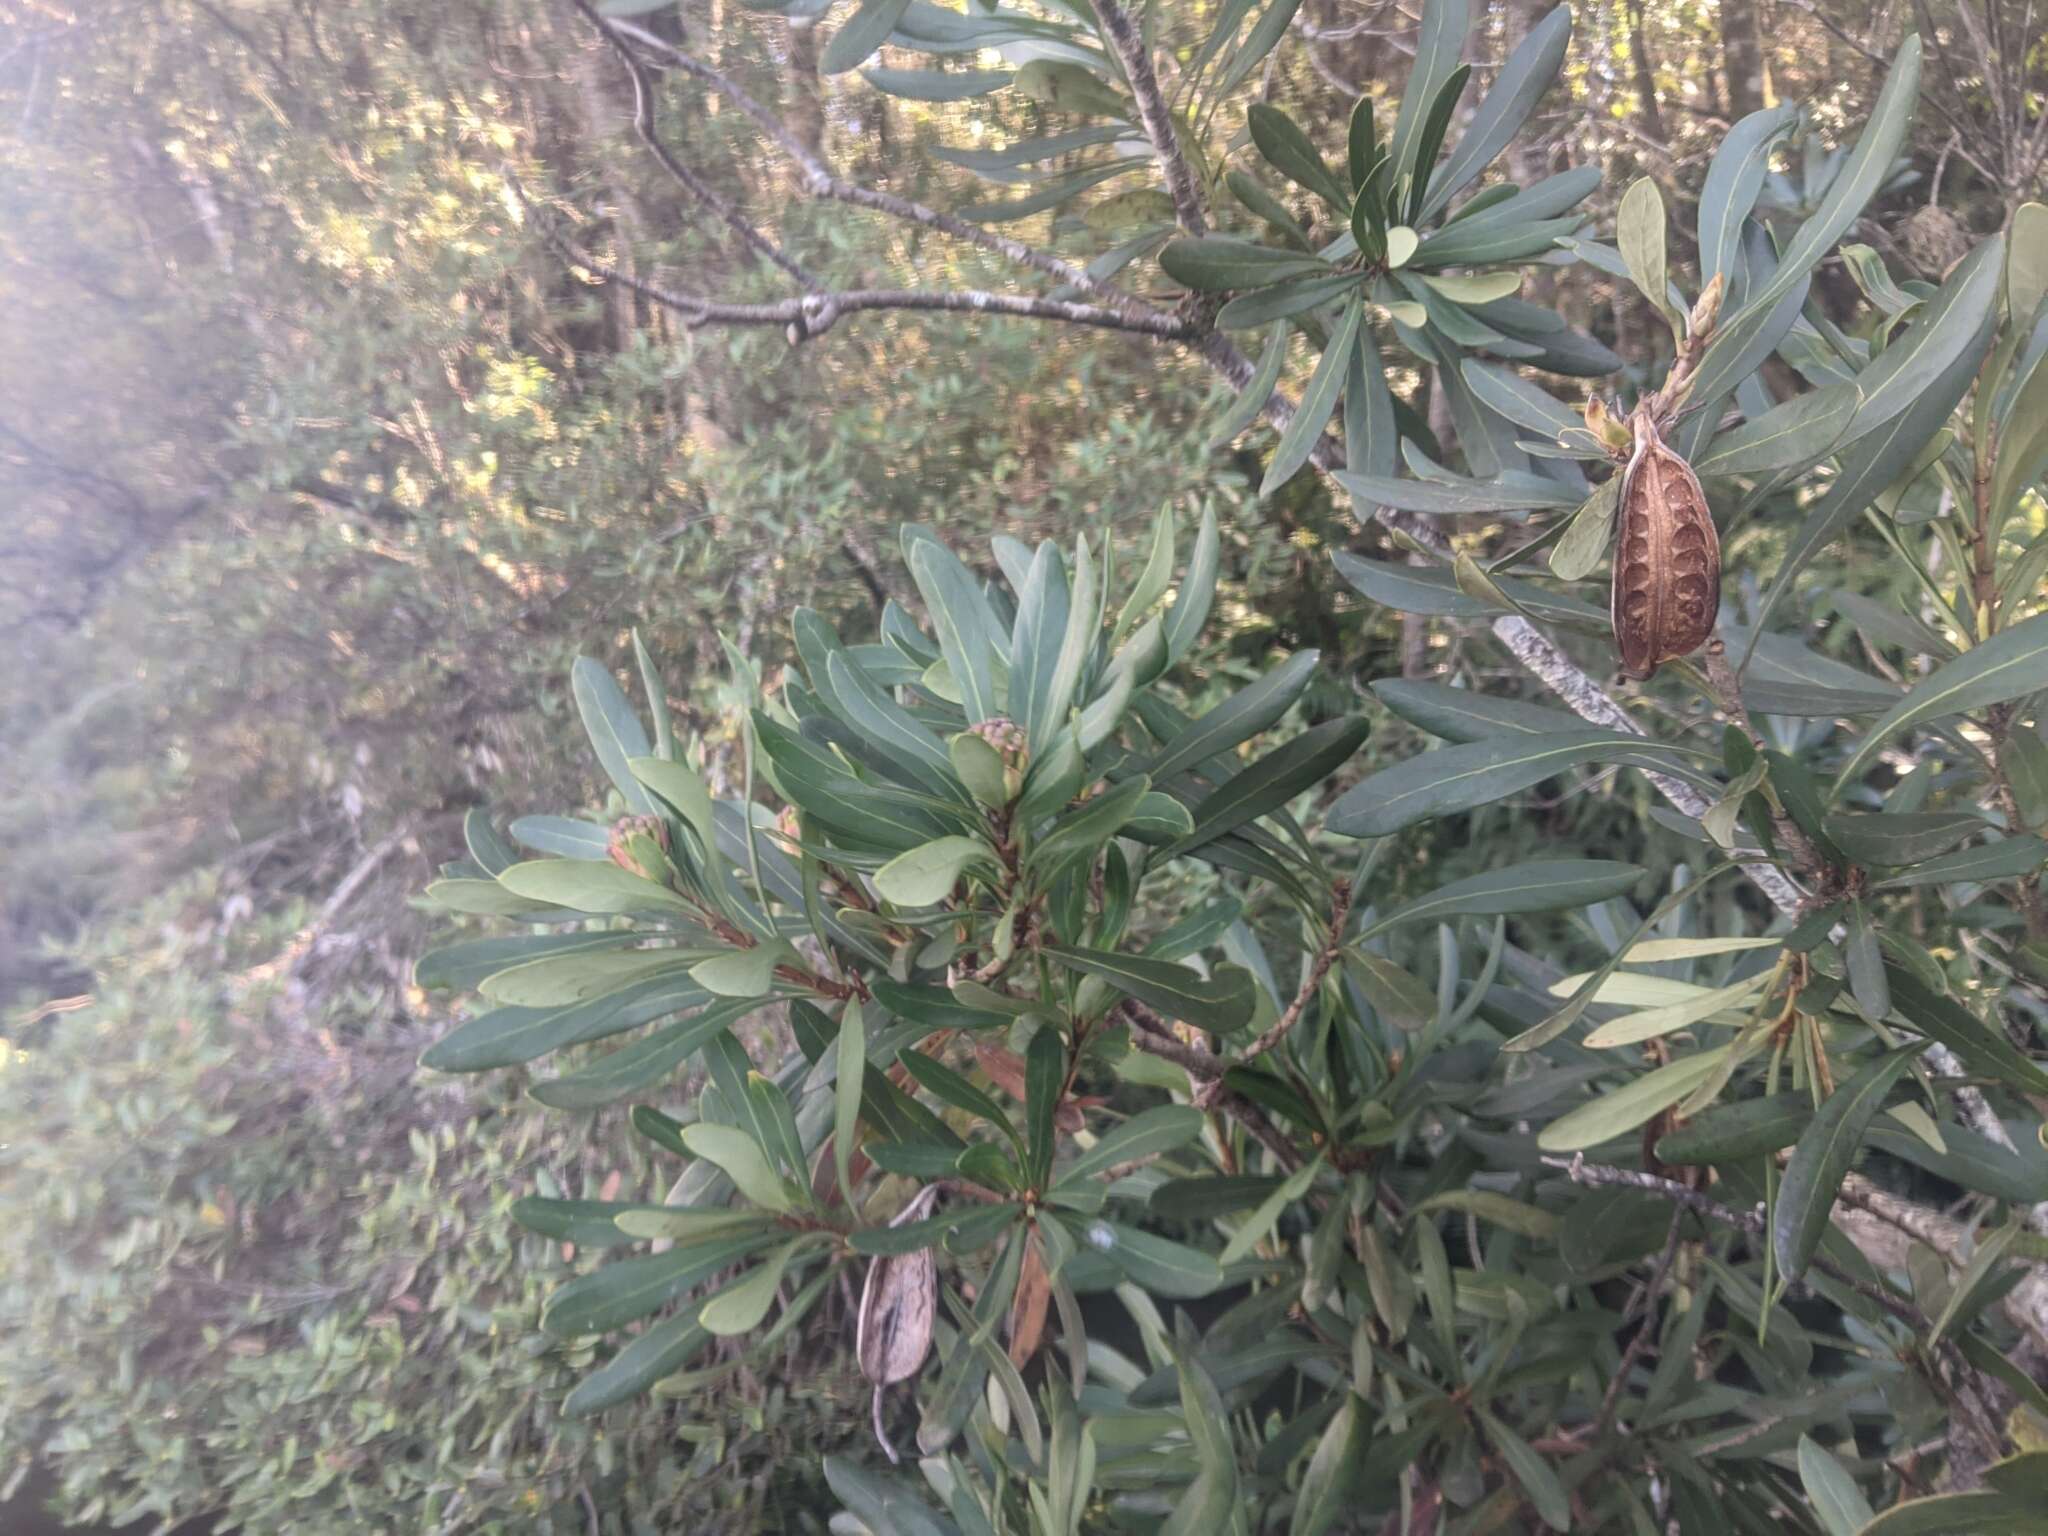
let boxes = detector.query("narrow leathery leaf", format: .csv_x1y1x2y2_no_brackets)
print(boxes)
1461,359,1582,437
1347,95,1378,190
1044,945,1257,1034
629,755,718,855
463,808,518,875
1030,775,1150,878
821,1456,954,1536
1210,0,1307,104
678,1123,794,1212
1055,1105,1205,1187
1698,104,1799,290
898,1047,1020,1144
1694,383,1861,476
1345,951,1437,1031
542,1234,773,1337
1388,0,1469,203
1885,965,2048,1093
913,536,1007,729
1422,4,1571,217
498,858,692,914
835,1001,865,1207
1163,506,1220,665
1026,1027,1063,1185
511,1197,706,1249
1853,1489,2045,1534
1873,835,2047,890
1403,63,1471,221
1009,60,1130,118
1142,649,1319,781
1115,510,1176,643
1223,271,1355,331
862,66,1012,101
1800,1436,1876,1536
1247,102,1350,210
421,973,705,1074
572,656,658,815
1158,236,1331,291
1655,1097,1812,1164
1220,1155,1322,1265
1928,1220,2022,1346
1329,729,1695,838
1833,614,2048,793
688,941,790,999
1612,403,1722,680
1289,1392,1368,1536
1480,1410,1572,1531
1354,860,1643,940
1210,322,1289,448
1332,470,1578,513
1414,1190,1558,1241
529,1000,764,1110
1369,679,1585,741
699,1239,803,1335
1094,1222,1223,1297
1845,900,1889,1021
1535,1047,1732,1151
562,1310,709,1417
1622,935,1783,962
1262,297,1361,496
1171,716,1370,851
478,947,695,1007
1581,970,1771,1049
612,1208,782,1242
819,0,912,73
875,835,997,907
1774,1049,1919,1280
1618,178,1679,332
415,931,635,993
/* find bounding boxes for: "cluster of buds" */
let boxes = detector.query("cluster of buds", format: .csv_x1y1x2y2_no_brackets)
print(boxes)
953,716,1031,807
606,814,674,887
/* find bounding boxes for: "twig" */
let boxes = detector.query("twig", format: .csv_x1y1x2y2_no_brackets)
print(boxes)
1595,1209,1685,1436
1089,0,1207,236
1241,880,1353,1065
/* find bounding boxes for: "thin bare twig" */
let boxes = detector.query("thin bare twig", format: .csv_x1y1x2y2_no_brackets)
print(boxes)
1241,880,1353,1065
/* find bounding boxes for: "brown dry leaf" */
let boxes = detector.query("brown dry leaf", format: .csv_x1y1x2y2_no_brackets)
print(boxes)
1612,403,1722,680
1007,1227,1051,1369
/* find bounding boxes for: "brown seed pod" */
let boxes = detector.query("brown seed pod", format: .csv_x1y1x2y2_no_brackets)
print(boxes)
856,1184,941,1463
1611,403,1722,680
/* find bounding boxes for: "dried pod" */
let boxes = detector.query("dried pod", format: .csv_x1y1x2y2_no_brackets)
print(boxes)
856,1184,941,1463
1612,403,1722,680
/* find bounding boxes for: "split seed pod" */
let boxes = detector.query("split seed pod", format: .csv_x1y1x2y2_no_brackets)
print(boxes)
1612,403,1721,680
856,1183,941,1463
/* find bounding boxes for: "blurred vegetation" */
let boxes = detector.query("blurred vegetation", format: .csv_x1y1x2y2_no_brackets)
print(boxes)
2,0,2044,1530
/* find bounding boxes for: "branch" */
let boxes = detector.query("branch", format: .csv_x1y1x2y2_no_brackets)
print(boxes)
1241,879,1352,1065
1089,0,1207,235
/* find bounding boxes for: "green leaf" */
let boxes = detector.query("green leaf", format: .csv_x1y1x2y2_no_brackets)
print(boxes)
1402,63,1470,222
820,0,913,73
478,947,696,1007
1833,614,2048,794
1414,1190,1558,1241
1885,965,2048,1094
1026,1026,1063,1184
907,534,1000,724
629,755,717,856
1142,649,1320,781
834,1002,864,1205
1012,540,1072,754
511,1197,677,1249
611,1208,780,1242
677,1123,794,1212
1695,383,1862,476
1164,506,1220,665
1655,1096,1812,1164
861,66,1012,101
415,931,635,993
1422,5,1570,217
875,835,996,907
899,1047,1021,1146
1800,1436,1876,1536
1536,1047,1731,1152
542,1232,772,1337
1550,477,1620,581
1329,729,1694,838
561,1310,709,1418
1345,950,1438,1031
688,942,790,999
1355,859,1643,940
1844,899,1890,1021
699,1239,802,1335
1383,226,1419,268
1262,297,1361,497
1158,236,1331,291
1387,0,1469,209
1460,359,1582,438
1872,834,2047,890
530,1000,764,1110
1854,1490,2045,1535
1618,177,1679,333
1220,1154,1321,1265
1172,716,1369,852
1247,103,1349,210
1030,775,1151,879
1055,1105,1206,1186
1209,323,1289,447
1774,1049,1918,1280
1043,945,1258,1034
1697,104,1799,291
572,656,658,815
1479,1410,1571,1531
1370,679,1586,741
1332,470,1578,513
1096,1222,1224,1297
498,859,692,914
1581,970,1771,1049
822,1456,957,1536
421,973,705,1073
1290,1392,1367,1536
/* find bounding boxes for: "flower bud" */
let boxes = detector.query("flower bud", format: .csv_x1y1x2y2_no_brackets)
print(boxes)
966,717,1030,801
607,815,674,886
1688,272,1726,341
